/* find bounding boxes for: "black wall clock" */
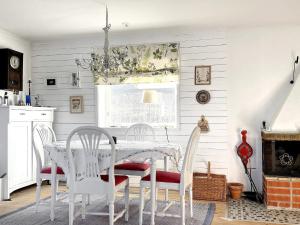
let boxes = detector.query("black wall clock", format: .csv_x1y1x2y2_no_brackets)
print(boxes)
0,48,23,91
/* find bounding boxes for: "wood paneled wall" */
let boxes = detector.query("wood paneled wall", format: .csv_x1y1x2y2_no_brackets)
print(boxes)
31,29,228,176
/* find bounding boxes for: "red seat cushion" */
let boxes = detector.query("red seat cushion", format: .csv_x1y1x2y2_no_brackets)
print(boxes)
141,171,181,183
115,162,150,171
41,166,65,175
100,175,128,186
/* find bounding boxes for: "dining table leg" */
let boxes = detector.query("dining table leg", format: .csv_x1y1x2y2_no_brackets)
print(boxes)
50,159,57,221
150,158,157,225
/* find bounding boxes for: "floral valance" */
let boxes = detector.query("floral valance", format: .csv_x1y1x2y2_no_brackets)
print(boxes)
94,42,180,85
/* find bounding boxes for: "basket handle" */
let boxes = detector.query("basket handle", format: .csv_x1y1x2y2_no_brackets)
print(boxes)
207,161,211,178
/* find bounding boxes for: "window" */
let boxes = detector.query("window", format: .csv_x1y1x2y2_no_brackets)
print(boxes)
97,83,178,128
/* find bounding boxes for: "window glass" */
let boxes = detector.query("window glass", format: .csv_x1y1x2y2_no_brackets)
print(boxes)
97,83,178,128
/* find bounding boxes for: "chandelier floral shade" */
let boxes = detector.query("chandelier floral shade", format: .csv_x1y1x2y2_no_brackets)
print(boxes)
75,7,180,85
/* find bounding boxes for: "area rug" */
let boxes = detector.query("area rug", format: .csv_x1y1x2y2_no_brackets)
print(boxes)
227,198,300,225
0,195,215,225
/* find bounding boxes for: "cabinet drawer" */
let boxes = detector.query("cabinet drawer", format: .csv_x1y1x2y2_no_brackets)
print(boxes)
31,110,53,122
9,110,31,122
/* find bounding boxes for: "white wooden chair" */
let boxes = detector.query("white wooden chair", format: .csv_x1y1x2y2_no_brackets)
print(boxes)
138,126,201,225
32,123,65,211
67,126,129,225
114,123,155,177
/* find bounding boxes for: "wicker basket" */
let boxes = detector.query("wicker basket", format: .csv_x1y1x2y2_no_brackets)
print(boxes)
193,162,227,201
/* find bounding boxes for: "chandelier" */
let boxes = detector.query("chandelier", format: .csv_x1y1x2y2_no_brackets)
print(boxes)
75,6,119,83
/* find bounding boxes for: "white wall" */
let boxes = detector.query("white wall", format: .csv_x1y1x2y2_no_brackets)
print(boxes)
271,55,300,132
227,26,300,189
0,28,32,97
31,27,229,179
31,25,300,191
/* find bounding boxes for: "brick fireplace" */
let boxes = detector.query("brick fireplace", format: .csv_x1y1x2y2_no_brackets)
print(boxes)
262,132,300,209
263,176,300,209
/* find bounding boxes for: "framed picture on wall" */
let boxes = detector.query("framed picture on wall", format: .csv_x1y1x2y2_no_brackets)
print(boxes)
70,96,83,113
194,65,211,85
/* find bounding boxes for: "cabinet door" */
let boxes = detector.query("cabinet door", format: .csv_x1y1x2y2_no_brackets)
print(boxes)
8,122,32,188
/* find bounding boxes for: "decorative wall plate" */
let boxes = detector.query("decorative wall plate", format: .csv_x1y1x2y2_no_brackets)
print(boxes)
196,90,210,104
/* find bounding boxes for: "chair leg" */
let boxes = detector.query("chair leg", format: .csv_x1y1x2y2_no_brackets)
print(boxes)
82,194,87,219
106,196,109,206
180,194,186,225
155,188,158,211
189,186,193,217
109,201,114,225
164,156,169,203
165,189,169,202
87,194,91,205
35,178,42,211
56,180,59,199
125,183,129,221
69,193,75,225
139,187,145,225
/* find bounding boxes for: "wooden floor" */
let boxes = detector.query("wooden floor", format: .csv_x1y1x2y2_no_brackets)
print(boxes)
0,183,279,225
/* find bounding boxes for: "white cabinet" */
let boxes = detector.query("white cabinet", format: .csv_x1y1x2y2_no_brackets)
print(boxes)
0,106,55,200
8,122,32,189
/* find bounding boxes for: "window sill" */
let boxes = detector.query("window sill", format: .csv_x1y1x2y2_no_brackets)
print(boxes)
99,125,179,130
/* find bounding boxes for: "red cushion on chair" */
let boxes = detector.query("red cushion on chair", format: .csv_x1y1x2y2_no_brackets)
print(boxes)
41,166,65,175
115,162,150,171
141,171,181,183
100,175,128,186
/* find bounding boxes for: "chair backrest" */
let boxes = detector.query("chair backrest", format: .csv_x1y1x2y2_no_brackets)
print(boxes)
125,123,155,141
33,123,57,173
180,126,201,188
66,126,116,193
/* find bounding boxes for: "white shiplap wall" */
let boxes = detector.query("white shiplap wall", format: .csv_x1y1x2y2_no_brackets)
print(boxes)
31,28,228,176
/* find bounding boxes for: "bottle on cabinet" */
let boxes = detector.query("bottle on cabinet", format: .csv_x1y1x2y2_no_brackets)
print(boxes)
3,92,8,106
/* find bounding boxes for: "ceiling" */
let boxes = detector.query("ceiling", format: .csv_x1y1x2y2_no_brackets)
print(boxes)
1,0,300,41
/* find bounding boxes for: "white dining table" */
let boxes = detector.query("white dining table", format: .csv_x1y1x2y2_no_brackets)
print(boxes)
44,140,181,225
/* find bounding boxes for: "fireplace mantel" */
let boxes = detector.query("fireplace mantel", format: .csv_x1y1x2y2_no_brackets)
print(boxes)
262,131,300,141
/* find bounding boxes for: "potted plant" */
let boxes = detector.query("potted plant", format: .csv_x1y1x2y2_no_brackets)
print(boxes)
228,183,243,199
